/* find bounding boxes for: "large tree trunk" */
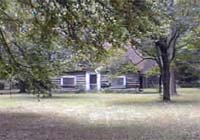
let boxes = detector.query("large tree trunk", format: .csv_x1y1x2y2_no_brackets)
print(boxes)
158,74,162,94
170,68,177,96
156,38,171,101
162,62,171,101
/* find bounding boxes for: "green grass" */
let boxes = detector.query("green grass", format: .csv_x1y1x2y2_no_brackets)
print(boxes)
0,88,200,140
177,88,200,94
0,88,199,107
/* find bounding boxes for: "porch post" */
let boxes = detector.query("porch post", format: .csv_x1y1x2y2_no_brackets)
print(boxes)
85,72,90,91
97,72,101,91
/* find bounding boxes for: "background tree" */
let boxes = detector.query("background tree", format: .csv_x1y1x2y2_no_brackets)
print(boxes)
0,0,119,97
176,26,200,87
110,0,200,101
153,0,200,101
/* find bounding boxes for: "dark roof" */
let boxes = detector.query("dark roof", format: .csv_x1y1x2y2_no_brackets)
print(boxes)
125,45,157,74
63,71,86,75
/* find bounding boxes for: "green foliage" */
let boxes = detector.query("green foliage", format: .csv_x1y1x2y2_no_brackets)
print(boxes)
176,26,200,87
104,49,139,76
0,0,116,95
146,66,160,76
0,0,199,96
117,63,139,75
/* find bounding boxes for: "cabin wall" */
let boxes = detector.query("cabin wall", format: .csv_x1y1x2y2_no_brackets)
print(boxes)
75,74,86,90
143,75,159,88
51,72,147,92
51,77,61,88
51,72,86,92
100,74,110,88
126,74,140,88
110,76,126,89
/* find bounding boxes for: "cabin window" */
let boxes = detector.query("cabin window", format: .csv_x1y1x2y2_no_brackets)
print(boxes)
112,76,126,86
61,76,76,87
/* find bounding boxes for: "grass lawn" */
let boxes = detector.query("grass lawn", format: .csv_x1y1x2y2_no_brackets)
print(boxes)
0,88,200,140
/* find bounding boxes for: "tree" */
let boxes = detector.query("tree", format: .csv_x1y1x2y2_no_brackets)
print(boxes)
0,0,153,96
1,0,198,101
176,26,200,87
153,0,200,101
110,0,200,101
0,0,112,96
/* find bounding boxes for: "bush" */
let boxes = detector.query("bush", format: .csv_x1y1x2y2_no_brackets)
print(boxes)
179,81,200,88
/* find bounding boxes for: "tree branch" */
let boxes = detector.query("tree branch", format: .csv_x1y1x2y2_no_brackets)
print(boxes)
130,45,156,60
155,44,163,69
0,28,18,65
167,27,180,49
0,28,31,69
129,45,156,66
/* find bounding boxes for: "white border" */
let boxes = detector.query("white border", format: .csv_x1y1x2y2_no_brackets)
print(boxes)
116,76,126,86
60,76,77,86
85,72,90,91
97,72,101,91
85,72,101,91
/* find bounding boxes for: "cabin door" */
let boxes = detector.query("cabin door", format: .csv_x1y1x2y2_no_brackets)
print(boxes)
89,74,97,90
86,72,101,91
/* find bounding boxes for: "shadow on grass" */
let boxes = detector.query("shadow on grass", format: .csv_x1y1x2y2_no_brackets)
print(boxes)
170,99,200,105
1,111,199,140
0,112,146,140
